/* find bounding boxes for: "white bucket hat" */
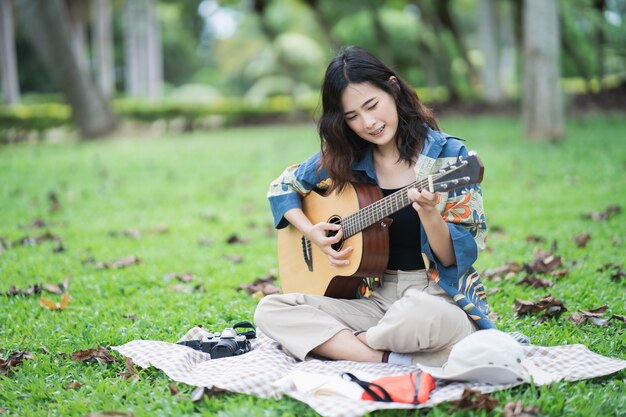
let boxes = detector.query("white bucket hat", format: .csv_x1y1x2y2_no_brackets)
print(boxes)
418,329,559,385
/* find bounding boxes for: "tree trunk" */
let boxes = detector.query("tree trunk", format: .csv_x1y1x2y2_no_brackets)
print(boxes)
14,0,117,138
0,0,20,105
145,0,162,99
476,0,503,103
67,0,90,73
414,0,461,102
498,0,516,96
434,0,479,86
560,15,593,94
593,0,606,90
91,0,115,98
302,0,340,51
124,0,141,97
366,1,395,69
522,0,564,141
124,0,162,100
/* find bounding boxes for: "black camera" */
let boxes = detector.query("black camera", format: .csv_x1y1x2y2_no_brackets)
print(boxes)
177,321,255,359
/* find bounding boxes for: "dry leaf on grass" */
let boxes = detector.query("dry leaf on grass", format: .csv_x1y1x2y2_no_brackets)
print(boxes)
514,294,567,322
108,226,169,239
503,400,541,417
490,225,505,234
65,381,83,390
71,346,118,364
191,386,226,403
121,229,141,239
16,231,61,247
226,234,250,244
39,292,71,310
237,274,281,297
118,357,138,380
524,242,568,276
168,383,180,396
52,242,65,253
40,345,68,361
525,254,563,274
481,262,523,281
168,284,205,293
610,314,626,323
572,232,591,248
567,305,625,326
582,204,622,221
597,263,625,282
227,254,244,264
165,272,196,283
516,276,555,289
198,237,214,246
148,225,169,235
448,388,498,412
0,351,34,375
42,275,72,294
5,284,42,297
0,237,9,254
96,256,142,270
48,191,61,212
525,235,545,243
30,218,47,229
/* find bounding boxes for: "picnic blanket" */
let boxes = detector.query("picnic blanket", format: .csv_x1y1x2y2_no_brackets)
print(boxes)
112,327,626,417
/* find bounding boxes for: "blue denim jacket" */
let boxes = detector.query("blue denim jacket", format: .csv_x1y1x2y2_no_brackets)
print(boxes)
267,127,495,330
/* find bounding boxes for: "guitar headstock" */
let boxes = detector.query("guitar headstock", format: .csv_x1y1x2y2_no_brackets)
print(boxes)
432,152,484,193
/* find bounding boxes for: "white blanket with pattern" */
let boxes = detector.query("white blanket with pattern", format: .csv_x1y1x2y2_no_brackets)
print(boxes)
112,327,626,417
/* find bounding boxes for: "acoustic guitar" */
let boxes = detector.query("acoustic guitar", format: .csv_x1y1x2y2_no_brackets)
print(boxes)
277,152,484,299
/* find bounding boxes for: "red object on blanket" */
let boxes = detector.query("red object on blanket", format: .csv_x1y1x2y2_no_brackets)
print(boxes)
354,371,436,404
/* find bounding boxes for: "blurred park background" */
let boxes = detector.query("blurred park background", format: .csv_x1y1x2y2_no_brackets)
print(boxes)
1,2,625,415
1,0,624,142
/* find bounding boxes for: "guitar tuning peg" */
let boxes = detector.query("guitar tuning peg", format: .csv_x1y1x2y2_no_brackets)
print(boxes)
448,160,455,166
458,155,464,161
468,150,477,156
439,168,447,174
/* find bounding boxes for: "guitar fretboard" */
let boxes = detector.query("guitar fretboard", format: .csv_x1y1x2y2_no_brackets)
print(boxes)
341,179,423,239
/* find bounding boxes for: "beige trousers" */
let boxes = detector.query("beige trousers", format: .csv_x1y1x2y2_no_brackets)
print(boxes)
254,269,476,366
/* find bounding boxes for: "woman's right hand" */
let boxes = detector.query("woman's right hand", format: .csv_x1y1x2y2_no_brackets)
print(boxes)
305,222,353,266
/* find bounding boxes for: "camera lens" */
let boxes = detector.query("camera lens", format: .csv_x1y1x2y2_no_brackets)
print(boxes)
211,338,239,359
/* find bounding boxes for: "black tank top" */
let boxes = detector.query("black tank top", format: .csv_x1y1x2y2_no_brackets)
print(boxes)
381,187,426,271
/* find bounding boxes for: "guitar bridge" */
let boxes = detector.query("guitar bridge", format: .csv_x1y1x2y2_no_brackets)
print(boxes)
301,236,313,272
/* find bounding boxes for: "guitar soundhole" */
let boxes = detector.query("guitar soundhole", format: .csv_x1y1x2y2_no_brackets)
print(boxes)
327,216,344,252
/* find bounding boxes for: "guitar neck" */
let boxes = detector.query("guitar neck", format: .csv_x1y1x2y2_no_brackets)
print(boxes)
338,152,482,239
341,180,419,239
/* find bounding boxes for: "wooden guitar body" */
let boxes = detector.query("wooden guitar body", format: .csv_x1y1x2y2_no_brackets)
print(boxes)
277,182,389,299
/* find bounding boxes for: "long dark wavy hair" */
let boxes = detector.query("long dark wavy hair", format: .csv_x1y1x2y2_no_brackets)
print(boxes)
318,46,438,192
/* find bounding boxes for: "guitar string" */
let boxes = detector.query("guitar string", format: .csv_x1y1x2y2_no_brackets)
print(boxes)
341,172,445,238
341,161,472,237
341,179,424,238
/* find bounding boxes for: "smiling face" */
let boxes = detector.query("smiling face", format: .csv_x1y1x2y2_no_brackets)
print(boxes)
341,82,399,150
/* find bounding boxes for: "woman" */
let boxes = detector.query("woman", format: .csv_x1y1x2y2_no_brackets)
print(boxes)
255,46,494,367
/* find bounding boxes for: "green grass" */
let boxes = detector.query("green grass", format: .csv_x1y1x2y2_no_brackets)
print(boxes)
1,113,625,416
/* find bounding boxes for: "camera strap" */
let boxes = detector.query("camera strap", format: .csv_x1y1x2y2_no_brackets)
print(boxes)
232,321,257,339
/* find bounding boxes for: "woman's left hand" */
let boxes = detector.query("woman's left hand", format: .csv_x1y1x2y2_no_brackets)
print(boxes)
408,188,440,218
